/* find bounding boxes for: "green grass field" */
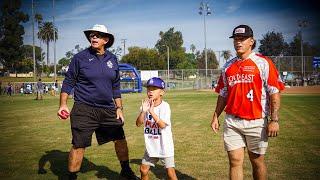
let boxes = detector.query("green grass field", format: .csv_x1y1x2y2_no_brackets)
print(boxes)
0,91,319,179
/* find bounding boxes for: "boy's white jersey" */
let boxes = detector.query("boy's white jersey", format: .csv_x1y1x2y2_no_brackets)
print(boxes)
142,100,174,157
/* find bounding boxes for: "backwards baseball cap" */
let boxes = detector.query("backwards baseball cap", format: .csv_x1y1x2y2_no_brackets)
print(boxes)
229,24,254,38
146,77,165,89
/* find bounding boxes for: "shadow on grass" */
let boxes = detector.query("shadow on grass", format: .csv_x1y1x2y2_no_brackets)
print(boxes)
38,150,119,179
130,159,196,180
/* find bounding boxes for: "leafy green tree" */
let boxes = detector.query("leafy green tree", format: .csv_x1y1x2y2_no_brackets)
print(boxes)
21,45,44,75
0,0,29,73
65,51,74,59
155,27,184,53
17,57,33,73
177,55,196,69
285,33,320,56
196,49,219,69
64,44,85,61
155,27,187,69
258,31,287,56
38,21,58,65
122,47,163,70
58,57,70,67
75,44,82,53
190,44,196,54
177,53,196,69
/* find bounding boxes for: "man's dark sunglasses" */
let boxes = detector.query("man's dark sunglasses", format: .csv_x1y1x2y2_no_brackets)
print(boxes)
89,32,106,39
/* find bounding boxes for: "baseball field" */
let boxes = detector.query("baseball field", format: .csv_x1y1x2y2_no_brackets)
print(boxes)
0,87,319,179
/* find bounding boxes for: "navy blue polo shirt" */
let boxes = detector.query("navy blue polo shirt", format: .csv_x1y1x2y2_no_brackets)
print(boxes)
61,48,121,108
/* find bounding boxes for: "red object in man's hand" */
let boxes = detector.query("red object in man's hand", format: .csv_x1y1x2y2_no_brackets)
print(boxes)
59,110,70,119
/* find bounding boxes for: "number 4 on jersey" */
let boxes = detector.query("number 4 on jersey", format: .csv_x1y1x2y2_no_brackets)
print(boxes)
246,89,254,102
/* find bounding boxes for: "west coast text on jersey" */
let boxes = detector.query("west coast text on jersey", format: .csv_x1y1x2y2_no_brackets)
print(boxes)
216,52,285,120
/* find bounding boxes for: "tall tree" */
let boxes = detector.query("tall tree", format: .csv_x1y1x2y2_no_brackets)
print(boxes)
196,49,219,69
155,27,187,69
21,45,44,75
177,53,196,69
58,57,70,67
74,44,84,53
258,31,287,56
155,27,184,53
34,14,43,56
190,44,196,54
35,13,43,28
64,44,85,62
122,47,163,70
285,33,320,56
0,0,29,73
37,21,58,65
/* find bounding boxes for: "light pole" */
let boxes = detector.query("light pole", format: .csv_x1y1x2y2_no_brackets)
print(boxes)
162,45,170,85
199,1,211,86
32,0,36,81
121,39,127,56
298,19,308,83
53,0,56,81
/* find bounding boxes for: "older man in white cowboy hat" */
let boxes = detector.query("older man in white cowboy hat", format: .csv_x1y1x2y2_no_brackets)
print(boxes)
58,24,138,179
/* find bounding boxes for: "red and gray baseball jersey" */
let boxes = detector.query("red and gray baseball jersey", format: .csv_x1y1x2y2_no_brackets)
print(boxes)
215,52,285,120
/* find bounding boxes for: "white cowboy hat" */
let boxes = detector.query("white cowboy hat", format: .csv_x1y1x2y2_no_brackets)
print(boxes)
84,24,114,48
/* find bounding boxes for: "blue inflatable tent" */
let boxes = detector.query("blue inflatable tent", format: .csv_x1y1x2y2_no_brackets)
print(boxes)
119,63,142,93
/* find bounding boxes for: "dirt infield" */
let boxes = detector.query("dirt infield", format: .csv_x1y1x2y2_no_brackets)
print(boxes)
282,85,320,94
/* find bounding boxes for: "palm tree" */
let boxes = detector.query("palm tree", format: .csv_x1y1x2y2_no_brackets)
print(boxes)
35,13,43,75
221,50,232,63
190,44,196,54
35,13,43,31
37,21,58,65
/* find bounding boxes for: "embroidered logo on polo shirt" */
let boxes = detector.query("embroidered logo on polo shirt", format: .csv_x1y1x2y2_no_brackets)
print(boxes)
107,60,113,68
88,58,94,62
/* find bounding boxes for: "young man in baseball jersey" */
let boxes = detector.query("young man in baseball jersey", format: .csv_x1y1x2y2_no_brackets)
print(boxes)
136,77,177,180
211,25,284,180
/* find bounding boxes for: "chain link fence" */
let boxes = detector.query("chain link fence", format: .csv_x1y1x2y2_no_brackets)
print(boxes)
1,56,319,94
270,56,319,86
138,56,319,90
1,82,60,96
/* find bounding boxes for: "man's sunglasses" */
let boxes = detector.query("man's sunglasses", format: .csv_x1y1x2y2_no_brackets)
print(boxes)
89,33,106,39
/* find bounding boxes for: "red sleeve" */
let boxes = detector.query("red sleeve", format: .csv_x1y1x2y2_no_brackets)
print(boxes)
266,57,285,93
215,74,225,94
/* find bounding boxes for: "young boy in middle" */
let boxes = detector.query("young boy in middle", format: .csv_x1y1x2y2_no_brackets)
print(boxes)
136,77,177,180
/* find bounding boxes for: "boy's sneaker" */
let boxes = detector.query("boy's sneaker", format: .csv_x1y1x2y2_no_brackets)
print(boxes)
120,168,139,180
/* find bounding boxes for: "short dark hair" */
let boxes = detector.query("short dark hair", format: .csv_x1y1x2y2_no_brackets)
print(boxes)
39,78,41,81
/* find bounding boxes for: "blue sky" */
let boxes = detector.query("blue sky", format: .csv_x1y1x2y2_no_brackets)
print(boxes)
21,0,320,65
